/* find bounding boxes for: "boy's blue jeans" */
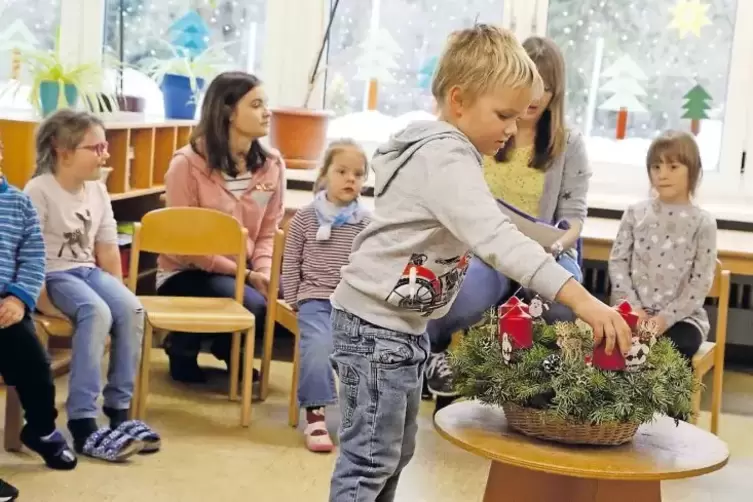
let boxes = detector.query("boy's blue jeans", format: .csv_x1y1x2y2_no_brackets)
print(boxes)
329,308,429,502
427,253,582,353
297,299,337,409
46,266,144,420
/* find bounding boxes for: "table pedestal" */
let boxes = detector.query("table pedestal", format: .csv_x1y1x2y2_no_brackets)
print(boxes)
483,462,661,502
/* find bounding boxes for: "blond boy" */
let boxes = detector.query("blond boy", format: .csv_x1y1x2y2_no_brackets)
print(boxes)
328,25,631,502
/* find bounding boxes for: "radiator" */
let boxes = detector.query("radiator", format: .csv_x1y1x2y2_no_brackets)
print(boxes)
582,260,753,346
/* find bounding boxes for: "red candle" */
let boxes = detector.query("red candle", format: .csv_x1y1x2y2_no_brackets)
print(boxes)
616,300,639,331
498,305,533,349
592,341,626,371
498,296,529,317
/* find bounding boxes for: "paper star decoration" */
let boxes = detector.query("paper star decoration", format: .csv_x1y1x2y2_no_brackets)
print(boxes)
668,0,712,38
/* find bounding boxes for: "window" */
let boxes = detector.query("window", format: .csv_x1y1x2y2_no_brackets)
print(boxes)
0,0,61,109
102,0,267,116
325,0,505,152
538,0,752,208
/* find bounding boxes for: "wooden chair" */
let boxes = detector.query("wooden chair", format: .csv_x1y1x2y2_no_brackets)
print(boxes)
128,207,256,427
259,228,301,427
690,260,730,435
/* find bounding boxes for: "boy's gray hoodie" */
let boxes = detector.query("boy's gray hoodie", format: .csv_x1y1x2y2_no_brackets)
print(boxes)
332,120,573,335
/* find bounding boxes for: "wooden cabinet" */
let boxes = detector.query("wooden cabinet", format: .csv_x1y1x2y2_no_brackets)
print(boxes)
0,114,194,195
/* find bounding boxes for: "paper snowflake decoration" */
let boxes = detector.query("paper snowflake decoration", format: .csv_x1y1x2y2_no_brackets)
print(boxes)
669,0,712,39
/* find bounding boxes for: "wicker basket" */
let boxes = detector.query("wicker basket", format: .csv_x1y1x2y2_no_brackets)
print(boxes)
502,403,640,446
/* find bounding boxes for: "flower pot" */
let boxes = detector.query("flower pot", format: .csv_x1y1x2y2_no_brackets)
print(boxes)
39,81,78,116
269,107,334,169
161,74,204,120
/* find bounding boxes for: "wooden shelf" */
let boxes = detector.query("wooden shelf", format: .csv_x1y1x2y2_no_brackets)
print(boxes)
0,116,195,192
110,185,165,201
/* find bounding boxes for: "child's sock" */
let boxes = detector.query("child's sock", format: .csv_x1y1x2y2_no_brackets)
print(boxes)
21,425,78,470
304,407,334,453
103,406,129,429
306,407,327,435
67,418,99,453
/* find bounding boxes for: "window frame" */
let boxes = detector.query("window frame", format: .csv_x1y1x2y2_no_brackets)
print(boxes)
525,0,753,214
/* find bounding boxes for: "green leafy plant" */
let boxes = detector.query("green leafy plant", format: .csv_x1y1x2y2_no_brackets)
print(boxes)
0,47,114,114
139,40,235,97
451,316,699,425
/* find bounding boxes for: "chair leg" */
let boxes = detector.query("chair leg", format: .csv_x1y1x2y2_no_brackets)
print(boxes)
288,331,301,428
710,363,724,435
241,327,255,427
260,308,276,401
136,323,154,420
229,331,241,402
4,387,23,452
690,371,702,425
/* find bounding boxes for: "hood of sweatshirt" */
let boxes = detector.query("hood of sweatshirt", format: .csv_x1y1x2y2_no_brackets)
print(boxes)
372,120,482,197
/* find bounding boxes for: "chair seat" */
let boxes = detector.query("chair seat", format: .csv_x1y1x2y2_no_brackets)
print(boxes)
34,314,74,337
692,341,715,373
139,296,256,333
276,299,298,333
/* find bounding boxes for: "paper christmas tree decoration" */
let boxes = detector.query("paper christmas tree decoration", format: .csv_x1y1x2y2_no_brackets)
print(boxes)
0,20,39,80
168,10,210,58
354,27,402,110
669,0,712,39
418,56,438,91
598,55,648,140
682,84,712,135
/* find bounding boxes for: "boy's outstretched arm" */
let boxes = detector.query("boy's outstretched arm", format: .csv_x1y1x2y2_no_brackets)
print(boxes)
420,141,632,356
7,197,46,311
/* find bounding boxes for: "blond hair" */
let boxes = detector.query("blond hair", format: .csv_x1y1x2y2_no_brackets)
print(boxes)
646,130,703,195
313,139,369,193
432,24,543,104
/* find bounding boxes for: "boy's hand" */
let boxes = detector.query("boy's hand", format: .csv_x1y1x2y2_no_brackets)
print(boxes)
573,297,632,357
556,279,632,356
0,296,26,329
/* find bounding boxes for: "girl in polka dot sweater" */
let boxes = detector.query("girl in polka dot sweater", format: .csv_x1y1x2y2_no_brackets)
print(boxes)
608,130,717,361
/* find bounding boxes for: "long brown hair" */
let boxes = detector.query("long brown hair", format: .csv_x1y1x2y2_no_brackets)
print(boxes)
313,139,368,193
495,36,566,171
190,71,267,177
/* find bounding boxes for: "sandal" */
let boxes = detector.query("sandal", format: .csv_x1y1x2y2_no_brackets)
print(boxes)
115,420,161,453
80,427,143,462
304,421,334,453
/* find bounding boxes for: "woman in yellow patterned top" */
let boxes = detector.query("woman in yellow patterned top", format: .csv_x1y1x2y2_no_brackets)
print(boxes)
426,37,592,397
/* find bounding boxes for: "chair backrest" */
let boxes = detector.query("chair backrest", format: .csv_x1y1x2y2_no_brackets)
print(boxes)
267,228,286,304
708,259,731,348
127,207,247,302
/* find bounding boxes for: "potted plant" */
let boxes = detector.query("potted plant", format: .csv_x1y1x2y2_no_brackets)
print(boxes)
140,40,234,120
268,0,342,170
0,47,115,117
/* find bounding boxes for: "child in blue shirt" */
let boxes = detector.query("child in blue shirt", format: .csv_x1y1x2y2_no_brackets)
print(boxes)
0,138,77,501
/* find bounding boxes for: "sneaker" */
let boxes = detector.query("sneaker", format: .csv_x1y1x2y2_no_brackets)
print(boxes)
0,479,18,502
425,352,458,397
20,426,77,470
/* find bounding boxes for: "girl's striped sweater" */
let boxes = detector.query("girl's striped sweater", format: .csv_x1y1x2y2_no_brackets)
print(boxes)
0,177,46,311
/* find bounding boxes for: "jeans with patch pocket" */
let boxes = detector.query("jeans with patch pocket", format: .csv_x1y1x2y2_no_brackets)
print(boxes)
328,308,430,502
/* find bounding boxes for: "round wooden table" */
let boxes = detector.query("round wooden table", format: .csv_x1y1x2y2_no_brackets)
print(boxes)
434,400,729,502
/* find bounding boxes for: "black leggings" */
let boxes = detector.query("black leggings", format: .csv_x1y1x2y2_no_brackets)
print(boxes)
664,321,704,362
0,314,58,436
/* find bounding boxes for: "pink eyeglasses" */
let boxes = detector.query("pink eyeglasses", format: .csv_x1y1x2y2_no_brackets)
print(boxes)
77,141,109,156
